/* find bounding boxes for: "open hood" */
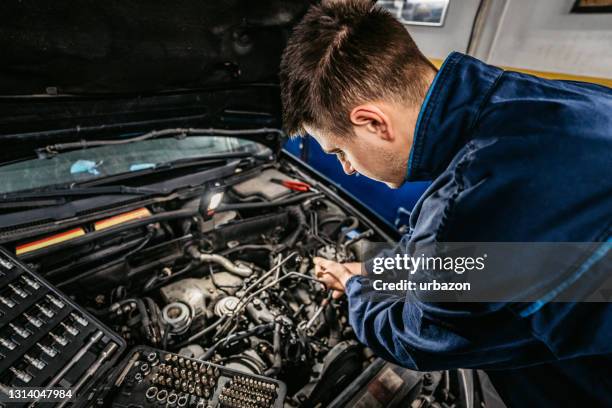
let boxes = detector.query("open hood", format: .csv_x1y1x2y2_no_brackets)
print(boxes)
0,0,313,161
0,1,311,95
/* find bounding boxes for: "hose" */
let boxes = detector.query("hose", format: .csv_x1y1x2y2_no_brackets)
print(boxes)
220,244,277,257
45,231,153,279
264,322,283,376
87,298,138,316
187,247,253,277
143,261,196,292
44,127,285,152
325,304,341,347
282,205,307,249
215,192,322,212
135,299,154,341
211,212,288,250
200,322,274,361
202,254,253,277
145,297,163,345
174,317,227,349
318,216,345,228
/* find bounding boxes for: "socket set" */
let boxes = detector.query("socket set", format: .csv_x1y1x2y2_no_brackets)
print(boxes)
0,247,125,406
107,346,286,408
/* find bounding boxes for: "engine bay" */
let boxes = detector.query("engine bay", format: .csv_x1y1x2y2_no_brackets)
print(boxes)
5,162,389,406
0,160,477,407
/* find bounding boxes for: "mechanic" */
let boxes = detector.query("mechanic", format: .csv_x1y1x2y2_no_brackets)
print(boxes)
279,1,612,407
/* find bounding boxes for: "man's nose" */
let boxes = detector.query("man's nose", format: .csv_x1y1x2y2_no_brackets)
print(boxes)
340,159,356,175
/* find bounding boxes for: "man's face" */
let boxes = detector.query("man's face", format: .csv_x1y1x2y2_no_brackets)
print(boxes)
305,101,417,189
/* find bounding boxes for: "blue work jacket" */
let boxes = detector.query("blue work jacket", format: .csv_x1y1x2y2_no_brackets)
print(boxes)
346,52,612,407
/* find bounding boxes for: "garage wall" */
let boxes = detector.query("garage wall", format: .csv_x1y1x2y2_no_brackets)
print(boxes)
474,0,612,78
386,0,612,79
401,0,482,58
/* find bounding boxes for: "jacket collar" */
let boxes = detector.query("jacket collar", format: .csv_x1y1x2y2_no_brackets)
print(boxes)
406,52,503,181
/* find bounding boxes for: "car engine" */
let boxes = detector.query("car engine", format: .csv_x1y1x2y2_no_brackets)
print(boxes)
10,164,392,406
2,162,480,407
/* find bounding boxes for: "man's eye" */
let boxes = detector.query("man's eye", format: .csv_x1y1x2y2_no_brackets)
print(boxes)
335,151,345,160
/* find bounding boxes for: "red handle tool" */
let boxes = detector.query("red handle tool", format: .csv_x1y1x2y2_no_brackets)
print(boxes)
270,178,311,192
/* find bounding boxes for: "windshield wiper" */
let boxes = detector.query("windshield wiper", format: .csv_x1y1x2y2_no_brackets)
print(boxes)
0,152,266,208
0,185,165,207
152,152,254,169
75,153,259,188
38,127,283,157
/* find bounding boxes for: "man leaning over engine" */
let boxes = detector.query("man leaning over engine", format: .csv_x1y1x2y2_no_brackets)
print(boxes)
279,1,612,407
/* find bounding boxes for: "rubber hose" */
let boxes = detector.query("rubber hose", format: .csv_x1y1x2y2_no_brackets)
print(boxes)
215,192,321,212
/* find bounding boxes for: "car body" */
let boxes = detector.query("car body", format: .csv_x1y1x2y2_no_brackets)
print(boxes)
0,1,495,406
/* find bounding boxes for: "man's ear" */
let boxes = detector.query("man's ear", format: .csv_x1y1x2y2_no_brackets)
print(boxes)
349,104,393,141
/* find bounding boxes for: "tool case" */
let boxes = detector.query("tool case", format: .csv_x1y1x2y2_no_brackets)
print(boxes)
105,346,286,408
0,247,125,407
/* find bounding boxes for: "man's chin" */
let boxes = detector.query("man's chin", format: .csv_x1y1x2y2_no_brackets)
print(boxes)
367,173,403,189
385,181,402,189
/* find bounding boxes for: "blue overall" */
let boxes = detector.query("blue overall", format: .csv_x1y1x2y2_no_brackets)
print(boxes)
346,52,612,407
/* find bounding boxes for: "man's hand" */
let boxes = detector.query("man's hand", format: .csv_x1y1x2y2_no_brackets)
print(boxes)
314,257,361,299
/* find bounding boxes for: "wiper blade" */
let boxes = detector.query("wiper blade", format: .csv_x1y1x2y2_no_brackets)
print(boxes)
38,127,283,157
152,152,253,169
76,154,257,188
0,185,163,205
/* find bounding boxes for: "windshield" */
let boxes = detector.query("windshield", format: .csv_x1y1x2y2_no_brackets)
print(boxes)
0,136,271,194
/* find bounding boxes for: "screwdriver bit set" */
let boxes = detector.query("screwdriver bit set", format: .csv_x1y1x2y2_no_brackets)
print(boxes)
108,346,286,408
0,247,125,406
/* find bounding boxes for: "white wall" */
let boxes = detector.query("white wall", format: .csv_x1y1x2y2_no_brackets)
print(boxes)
387,0,612,78
481,0,612,77
403,0,482,59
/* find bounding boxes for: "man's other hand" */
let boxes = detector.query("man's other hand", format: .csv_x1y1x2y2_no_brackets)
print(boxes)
313,257,361,299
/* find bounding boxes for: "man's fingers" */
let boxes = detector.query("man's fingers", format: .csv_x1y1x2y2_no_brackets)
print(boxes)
313,256,327,264
318,272,341,287
314,257,335,270
314,257,345,274
314,258,335,278
318,271,343,291
313,260,346,299
313,257,325,267
313,258,349,299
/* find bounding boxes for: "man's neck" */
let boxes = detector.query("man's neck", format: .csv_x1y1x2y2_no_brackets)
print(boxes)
399,68,438,185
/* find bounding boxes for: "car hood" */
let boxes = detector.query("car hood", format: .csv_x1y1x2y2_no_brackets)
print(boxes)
0,0,312,161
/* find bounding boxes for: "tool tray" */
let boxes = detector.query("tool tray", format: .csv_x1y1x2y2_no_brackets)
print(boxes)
0,247,125,407
107,346,286,408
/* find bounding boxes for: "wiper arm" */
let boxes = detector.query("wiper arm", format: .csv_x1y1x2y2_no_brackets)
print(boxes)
0,185,163,205
38,127,284,157
152,152,253,169
76,154,258,188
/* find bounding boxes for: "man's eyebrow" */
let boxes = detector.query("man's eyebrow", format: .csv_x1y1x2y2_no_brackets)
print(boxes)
323,148,342,154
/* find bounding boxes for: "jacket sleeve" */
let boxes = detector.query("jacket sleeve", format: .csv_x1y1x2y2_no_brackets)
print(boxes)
344,130,612,370
346,276,541,371
345,276,612,371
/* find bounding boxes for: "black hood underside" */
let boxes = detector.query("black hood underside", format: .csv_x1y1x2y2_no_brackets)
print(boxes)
0,0,314,160
0,0,312,95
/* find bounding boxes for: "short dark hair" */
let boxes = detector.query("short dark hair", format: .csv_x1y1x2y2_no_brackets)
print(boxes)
280,0,435,137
